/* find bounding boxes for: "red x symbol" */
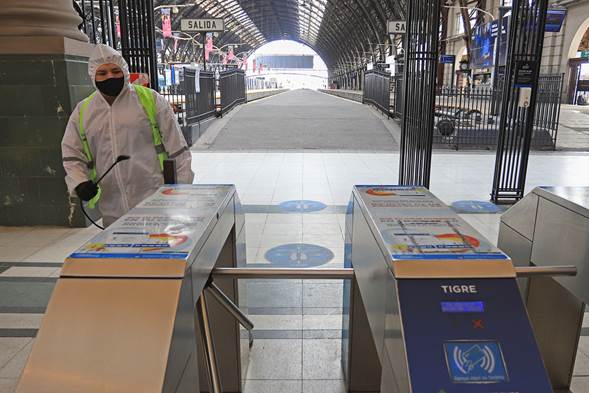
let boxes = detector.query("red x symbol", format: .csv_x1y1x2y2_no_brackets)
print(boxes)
473,319,485,329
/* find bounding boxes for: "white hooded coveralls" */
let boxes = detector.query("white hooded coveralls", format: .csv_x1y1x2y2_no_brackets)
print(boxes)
62,44,194,226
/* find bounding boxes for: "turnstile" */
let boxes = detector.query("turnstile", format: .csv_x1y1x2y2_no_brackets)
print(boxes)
499,186,589,393
345,186,553,393
16,185,249,393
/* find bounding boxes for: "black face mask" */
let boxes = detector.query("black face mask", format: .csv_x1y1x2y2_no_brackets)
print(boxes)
95,77,125,97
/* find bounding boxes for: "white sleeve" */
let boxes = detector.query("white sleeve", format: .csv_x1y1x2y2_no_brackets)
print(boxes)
61,104,90,194
154,91,195,184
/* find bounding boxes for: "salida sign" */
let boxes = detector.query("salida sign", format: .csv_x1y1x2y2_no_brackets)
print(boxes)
181,18,225,32
387,20,406,34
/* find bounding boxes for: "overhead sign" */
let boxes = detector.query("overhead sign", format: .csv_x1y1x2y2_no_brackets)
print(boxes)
545,9,567,33
388,20,406,34
181,18,225,32
440,55,456,64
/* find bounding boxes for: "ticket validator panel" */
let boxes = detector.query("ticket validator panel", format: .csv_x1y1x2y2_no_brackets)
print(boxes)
399,278,551,392
348,185,552,393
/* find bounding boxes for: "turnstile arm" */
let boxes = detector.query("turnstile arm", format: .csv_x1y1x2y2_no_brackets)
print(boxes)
212,267,354,279
515,266,577,277
206,281,254,331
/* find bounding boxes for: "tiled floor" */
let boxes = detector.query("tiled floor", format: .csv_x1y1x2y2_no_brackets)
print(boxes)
3,151,589,391
3,89,589,391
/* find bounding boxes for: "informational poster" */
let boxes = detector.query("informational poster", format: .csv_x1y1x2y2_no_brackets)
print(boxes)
514,60,536,88
69,185,233,260
356,186,506,260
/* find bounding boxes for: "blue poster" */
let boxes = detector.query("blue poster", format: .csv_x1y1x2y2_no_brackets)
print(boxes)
445,341,508,383
471,21,496,68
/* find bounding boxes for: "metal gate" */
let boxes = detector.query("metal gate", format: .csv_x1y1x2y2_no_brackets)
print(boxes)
399,0,441,188
118,0,158,90
75,0,118,46
491,0,550,203
75,0,158,90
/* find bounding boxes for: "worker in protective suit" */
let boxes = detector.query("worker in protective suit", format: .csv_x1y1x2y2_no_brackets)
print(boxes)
62,44,194,226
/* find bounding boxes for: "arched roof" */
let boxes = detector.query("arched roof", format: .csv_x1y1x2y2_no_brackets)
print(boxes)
155,0,406,72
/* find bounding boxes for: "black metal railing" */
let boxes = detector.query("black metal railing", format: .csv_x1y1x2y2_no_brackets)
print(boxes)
219,70,246,114
363,70,391,116
74,0,118,47
158,69,216,128
393,76,404,118
184,69,216,124
432,74,563,150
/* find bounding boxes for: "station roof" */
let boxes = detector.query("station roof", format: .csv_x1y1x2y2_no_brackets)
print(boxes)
155,0,406,71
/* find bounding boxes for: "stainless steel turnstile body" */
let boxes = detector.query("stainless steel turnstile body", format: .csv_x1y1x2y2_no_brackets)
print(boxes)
499,186,589,393
345,186,552,393
17,185,248,393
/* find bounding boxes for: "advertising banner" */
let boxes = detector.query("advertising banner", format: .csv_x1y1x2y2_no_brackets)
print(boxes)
162,8,172,38
205,33,213,61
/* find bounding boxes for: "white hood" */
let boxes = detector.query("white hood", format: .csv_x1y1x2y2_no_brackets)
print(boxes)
88,44,130,87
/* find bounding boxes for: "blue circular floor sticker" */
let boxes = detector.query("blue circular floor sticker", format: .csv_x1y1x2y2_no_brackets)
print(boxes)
265,243,334,267
279,200,327,213
451,200,500,214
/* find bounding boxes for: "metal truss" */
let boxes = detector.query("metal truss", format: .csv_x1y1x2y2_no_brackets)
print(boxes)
154,0,407,74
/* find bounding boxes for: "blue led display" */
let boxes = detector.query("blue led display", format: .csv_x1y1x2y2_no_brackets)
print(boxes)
441,301,485,313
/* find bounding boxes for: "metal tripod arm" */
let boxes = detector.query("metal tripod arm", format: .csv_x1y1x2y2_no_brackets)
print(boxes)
205,280,254,331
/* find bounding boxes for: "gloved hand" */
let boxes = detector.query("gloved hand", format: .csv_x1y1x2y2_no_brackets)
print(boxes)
75,180,99,201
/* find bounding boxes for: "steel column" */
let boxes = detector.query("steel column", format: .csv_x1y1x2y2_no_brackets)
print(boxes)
491,0,550,203
399,0,441,187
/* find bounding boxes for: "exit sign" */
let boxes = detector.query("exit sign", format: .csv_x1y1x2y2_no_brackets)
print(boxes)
181,18,225,32
388,21,406,34
582,50,589,59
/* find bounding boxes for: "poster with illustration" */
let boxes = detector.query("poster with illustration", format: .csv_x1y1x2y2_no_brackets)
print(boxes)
356,186,506,260
69,185,234,260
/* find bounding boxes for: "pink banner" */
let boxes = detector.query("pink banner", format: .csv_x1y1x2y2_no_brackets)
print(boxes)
228,46,235,61
161,8,172,38
205,33,213,61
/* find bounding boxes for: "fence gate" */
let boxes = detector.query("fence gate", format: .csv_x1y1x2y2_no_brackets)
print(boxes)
118,0,158,90
399,0,441,188
491,0,549,203
75,0,118,46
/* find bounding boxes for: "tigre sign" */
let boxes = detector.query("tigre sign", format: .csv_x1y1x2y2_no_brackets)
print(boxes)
180,18,225,32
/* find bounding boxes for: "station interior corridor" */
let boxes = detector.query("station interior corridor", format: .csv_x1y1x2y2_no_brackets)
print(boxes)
3,89,589,392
